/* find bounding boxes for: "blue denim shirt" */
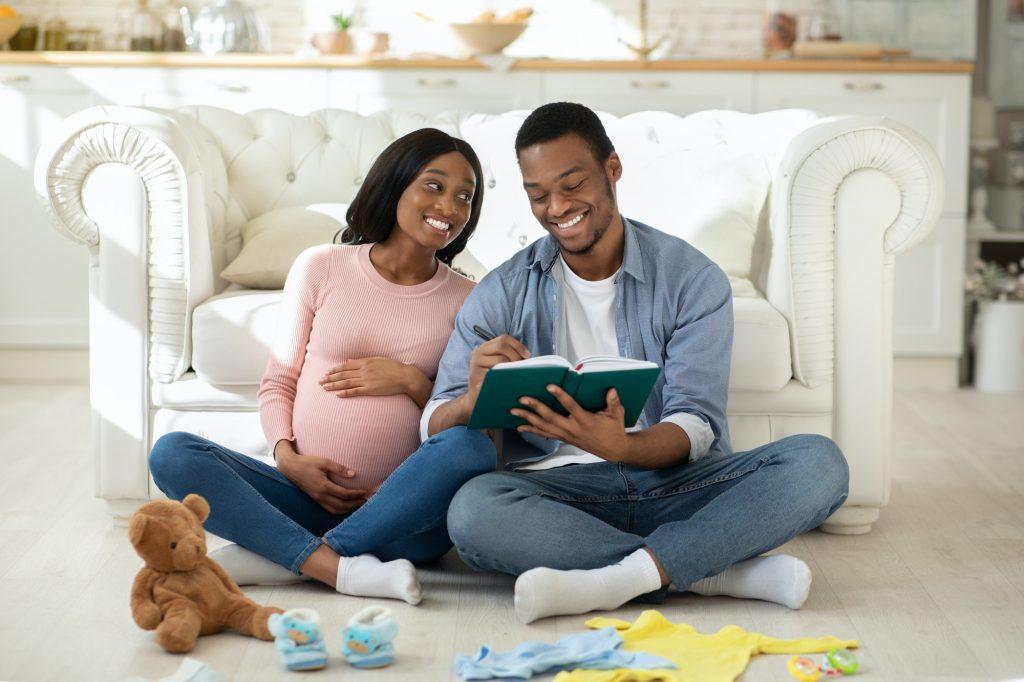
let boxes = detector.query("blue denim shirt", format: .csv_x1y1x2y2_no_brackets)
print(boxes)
423,217,734,469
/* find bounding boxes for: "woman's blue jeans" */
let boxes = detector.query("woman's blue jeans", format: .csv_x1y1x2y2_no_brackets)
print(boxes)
447,433,850,597
149,426,497,573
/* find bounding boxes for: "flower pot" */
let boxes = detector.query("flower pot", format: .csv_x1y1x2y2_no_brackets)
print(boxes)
312,30,352,54
973,300,1024,393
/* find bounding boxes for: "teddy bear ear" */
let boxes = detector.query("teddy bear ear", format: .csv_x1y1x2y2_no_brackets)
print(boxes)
182,494,210,523
128,513,149,546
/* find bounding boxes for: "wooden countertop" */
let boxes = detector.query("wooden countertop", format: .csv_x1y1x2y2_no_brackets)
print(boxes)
0,51,975,73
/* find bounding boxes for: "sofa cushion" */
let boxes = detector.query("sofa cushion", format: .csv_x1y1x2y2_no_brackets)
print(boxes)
191,287,281,385
190,287,791,391
220,204,348,289
731,296,792,391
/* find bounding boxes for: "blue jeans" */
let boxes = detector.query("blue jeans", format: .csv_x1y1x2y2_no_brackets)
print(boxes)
149,426,497,573
447,433,849,595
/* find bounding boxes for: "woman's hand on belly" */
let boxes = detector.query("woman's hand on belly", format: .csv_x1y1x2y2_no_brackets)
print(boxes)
275,441,369,515
319,357,432,407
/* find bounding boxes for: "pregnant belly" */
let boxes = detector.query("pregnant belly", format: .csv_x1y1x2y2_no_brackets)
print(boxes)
290,379,422,492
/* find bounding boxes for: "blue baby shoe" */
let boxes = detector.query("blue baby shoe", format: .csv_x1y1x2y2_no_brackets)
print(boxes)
341,606,398,669
267,608,328,671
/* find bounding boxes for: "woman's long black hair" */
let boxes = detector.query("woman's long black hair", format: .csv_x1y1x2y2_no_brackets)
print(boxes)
337,128,484,268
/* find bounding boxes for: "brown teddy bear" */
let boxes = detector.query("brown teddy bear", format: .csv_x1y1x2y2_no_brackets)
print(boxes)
128,493,283,653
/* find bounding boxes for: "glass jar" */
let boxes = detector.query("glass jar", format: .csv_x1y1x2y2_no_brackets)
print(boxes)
9,19,40,50
161,0,192,51
43,17,67,51
129,0,162,51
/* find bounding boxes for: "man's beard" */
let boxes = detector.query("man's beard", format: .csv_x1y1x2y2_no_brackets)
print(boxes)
556,177,615,256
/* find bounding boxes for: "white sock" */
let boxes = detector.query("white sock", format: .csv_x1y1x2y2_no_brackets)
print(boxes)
686,554,812,609
513,549,663,624
335,554,422,605
208,544,311,586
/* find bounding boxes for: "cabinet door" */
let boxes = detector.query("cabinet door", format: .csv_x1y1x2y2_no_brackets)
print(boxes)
0,67,102,347
892,216,965,355
327,70,543,115
541,71,755,116
121,68,329,113
754,72,970,214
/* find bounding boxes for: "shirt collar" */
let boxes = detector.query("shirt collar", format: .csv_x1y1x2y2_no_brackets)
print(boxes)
529,215,646,284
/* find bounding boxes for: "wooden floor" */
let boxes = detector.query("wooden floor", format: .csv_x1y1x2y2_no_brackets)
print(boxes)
1,384,1022,682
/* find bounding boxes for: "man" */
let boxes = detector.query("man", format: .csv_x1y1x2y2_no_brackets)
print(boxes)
423,102,849,623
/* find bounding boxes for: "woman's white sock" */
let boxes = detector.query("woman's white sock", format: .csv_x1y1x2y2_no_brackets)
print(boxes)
513,549,663,624
209,544,311,586
686,554,812,609
335,554,422,605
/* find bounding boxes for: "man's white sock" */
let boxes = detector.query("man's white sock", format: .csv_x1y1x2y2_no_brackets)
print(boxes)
209,544,311,586
335,554,422,605
686,554,812,609
513,549,663,624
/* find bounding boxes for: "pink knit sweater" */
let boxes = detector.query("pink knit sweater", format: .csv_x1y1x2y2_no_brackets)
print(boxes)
258,243,475,492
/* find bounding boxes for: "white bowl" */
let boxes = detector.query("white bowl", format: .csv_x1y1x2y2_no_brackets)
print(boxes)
448,22,527,56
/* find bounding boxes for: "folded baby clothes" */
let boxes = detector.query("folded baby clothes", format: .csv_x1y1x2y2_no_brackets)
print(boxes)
553,610,860,682
455,627,676,680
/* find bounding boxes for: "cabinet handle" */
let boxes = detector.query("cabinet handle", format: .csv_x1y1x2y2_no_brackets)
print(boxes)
416,77,457,88
630,79,671,89
216,83,251,93
843,81,884,92
0,74,31,86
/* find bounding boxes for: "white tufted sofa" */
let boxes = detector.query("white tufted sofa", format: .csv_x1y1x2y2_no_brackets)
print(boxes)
35,104,943,534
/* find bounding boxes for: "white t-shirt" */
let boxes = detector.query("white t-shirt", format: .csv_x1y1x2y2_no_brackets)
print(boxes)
516,256,627,471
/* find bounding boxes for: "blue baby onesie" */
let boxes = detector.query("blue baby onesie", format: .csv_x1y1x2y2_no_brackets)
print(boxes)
454,627,676,680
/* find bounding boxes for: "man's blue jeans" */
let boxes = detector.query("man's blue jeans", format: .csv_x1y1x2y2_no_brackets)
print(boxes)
148,426,497,573
447,433,849,594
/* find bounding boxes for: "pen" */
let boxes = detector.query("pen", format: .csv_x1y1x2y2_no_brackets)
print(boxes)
472,325,495,342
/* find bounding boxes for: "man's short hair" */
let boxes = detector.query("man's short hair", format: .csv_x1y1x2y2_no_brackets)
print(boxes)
515,102,614,163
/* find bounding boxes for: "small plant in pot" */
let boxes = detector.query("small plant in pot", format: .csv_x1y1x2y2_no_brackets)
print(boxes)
313,12,353,54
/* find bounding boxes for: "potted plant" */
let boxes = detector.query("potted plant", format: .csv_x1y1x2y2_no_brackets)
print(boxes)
313,11,353,54
966,258,1024,392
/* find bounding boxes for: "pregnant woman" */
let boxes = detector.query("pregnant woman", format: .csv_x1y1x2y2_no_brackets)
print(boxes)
148,128,497,604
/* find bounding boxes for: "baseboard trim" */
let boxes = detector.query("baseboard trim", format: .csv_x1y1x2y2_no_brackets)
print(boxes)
0,349,89,383
893,356,960,390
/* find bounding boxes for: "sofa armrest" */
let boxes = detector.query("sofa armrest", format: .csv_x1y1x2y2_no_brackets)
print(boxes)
765,116,943,525
766,115,944,388
34,104,227,384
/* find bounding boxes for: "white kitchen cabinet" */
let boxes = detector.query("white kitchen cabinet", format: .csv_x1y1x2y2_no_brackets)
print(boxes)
0,67,117,347
328,70,543,115
117,68,330,113
891,216,966,356
541,71,756,115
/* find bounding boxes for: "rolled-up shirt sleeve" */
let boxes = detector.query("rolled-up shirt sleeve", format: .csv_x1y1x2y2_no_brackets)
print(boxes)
660,262,733,463
420,270,511,441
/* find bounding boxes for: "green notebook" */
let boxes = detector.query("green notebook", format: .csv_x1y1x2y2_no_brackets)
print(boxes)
467,355,661,430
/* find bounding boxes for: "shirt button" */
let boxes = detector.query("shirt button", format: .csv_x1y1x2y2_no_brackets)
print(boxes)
518,234,527,246
487,178,496,189
354,176,363,185
286,172,296,182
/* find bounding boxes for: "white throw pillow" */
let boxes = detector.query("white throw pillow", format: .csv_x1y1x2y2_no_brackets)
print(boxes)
220,204,348,289
616,147,771,297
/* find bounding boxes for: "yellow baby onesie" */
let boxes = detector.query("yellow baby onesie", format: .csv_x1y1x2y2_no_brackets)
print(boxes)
554,610,859,682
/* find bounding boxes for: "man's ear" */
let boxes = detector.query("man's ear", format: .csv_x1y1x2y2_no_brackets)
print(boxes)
128,514,149,546
182,494,210,523
606,151,623,183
